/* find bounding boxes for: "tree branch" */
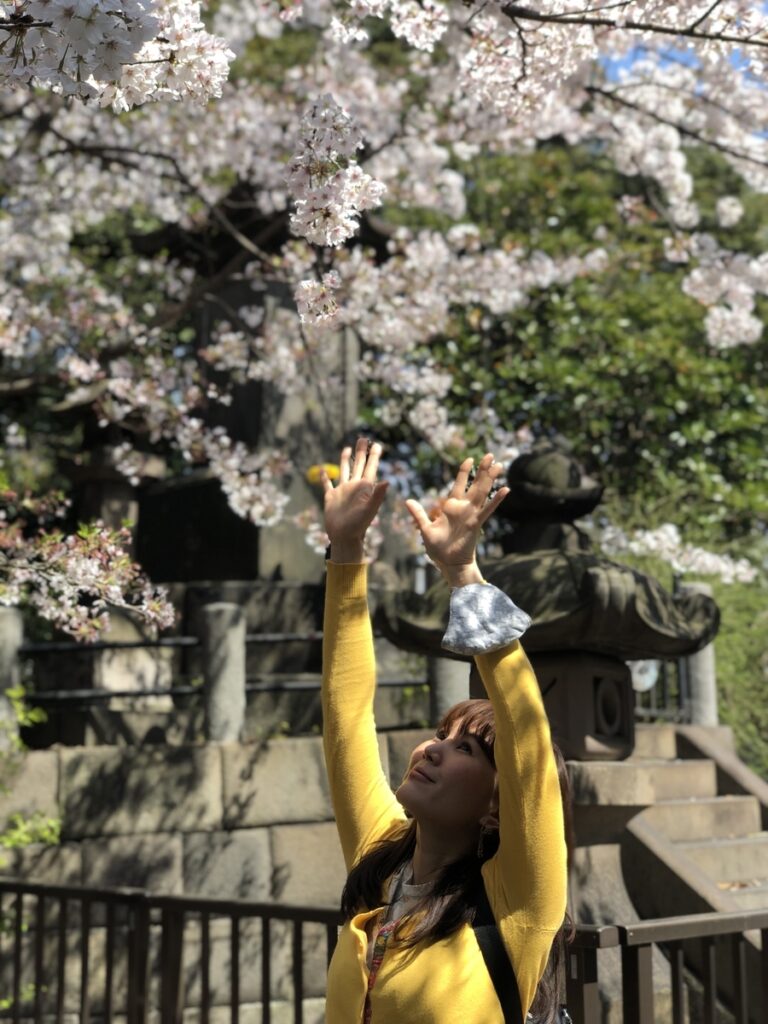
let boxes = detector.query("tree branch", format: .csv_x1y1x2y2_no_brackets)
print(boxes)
586,84,768,169
501,4,768,50
0,19,53,32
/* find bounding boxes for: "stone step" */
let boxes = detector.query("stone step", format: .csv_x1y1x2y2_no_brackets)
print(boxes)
677,834,768,881
644,795,762,842
631,724,678,761
569,759,717,806
715,880,768,911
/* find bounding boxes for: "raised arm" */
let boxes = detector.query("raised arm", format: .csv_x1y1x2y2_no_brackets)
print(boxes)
321,439,406,870
406,454,567,1012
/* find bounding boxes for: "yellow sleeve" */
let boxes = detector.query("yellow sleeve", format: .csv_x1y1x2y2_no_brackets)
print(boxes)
478,642,568,1018
321,562,407,871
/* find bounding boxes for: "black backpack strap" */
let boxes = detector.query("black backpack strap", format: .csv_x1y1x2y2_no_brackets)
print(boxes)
472,882,524,1024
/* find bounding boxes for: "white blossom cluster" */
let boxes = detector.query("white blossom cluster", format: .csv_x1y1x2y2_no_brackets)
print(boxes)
174,421,293,528
286,93,386,247
2,0,768,616
295,270,342,325
680,235,768,348
599,523,757,585
1,504,174,641
0,0,233,108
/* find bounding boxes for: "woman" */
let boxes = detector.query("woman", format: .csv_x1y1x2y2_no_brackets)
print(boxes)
321,438,569,1023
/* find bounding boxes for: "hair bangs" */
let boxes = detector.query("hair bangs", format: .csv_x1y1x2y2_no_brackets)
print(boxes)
438,699,496,766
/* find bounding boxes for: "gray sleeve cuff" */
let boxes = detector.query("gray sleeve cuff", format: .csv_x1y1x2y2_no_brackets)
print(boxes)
441,584,532,656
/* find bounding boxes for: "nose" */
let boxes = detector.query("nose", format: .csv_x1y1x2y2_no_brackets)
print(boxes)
423,741,441,764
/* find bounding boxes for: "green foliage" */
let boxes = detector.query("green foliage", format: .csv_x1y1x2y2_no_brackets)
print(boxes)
709,577,768,781
4,685,47,731
365,142,768,541
0,983,37,1013
0,811,61,850
233,29,318,82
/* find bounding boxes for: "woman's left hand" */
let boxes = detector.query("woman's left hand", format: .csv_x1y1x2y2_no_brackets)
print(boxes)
405,453,508,586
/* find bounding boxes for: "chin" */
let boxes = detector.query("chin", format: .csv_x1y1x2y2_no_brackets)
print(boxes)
395,780,416,814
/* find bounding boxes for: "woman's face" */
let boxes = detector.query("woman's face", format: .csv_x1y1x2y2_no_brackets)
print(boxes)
395,722,497,833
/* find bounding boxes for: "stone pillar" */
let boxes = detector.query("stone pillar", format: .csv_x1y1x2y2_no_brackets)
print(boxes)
428,657,469,725
202,603,246,742
0,606,23,749
681,582,718,726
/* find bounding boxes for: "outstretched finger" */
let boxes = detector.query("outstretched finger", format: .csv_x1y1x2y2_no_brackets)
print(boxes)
404,498,432,535
320,468,335,495
338,446,353,484
478,485,510,526
467,453,497,503
362,441,383,482
449,456,474,499
350,437,370,480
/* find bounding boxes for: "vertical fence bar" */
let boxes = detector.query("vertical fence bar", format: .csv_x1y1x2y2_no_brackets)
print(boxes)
730,934,748,1024
104,899,115,1024
127,898,150,1024
762,928,768,1022
34,894,45,1023
56,898,68,1024
566,945,601,1024
160,906,185,1024
80,898,92,1024
201,912,211,1024
12,892,23,1024
669,942,685,1024
293,920,303,1024
702,936,717,1024
230,914,240,1024
262,915,272,1024
622,944,654,1024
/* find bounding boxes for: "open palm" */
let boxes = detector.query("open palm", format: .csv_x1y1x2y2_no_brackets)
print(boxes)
405,454,508,569
323,439,388,545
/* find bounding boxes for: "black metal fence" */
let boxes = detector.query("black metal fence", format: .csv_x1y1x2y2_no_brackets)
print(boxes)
17,632,691,726
1,880,766,1024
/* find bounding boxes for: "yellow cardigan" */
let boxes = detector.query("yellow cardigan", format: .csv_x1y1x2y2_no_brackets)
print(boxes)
321,563,567,1023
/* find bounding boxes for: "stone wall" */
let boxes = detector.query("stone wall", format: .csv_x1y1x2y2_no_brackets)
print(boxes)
1,729,431,903
0,729,433,1021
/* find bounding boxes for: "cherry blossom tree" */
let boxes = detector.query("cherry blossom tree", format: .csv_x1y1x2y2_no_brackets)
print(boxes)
2,0,767,634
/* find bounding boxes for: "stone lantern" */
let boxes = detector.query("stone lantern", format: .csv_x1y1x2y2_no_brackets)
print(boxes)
377,440,720,760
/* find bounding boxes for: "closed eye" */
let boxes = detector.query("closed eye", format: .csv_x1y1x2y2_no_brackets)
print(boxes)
457,739,473,754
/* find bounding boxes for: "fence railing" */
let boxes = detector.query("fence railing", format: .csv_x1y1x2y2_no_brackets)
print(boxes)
1,879,766,1024
15,625,691,729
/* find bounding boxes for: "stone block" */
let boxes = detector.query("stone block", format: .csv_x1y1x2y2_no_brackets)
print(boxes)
183,829,271,901
0,750,59,826
270,822,346,907
60,745,223,839
0,841,82,885
81,833,183,892
221,738,332,828
569,758,717,806
83,708,204,747
373,682,429,730
92,610,176,712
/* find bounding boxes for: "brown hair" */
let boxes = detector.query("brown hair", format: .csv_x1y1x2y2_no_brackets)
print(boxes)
340,699,574,1022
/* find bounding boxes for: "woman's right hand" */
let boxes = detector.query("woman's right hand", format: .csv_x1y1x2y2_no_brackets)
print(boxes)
322,437,388,563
